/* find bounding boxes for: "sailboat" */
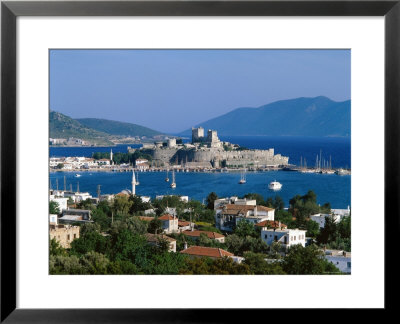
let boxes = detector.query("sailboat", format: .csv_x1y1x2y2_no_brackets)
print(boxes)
136,172,140,185
165,169,170,182
239,169,246,184
170,169,176,188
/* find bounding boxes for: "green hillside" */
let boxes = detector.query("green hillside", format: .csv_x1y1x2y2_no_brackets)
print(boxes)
49,111,113,145
76,118,163,137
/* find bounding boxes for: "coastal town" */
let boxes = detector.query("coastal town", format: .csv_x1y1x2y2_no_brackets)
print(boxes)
49,128,351,275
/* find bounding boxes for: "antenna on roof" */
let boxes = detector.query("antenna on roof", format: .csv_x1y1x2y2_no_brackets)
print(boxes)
70,184,72,192
77,181,79,193
63,176,66,191
97,184,101,198
56,178,58,191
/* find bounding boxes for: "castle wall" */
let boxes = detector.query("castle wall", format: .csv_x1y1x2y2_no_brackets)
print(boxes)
145,147,289,167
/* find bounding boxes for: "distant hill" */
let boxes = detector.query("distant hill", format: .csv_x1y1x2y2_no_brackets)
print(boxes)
179,96,350,137
49,111,113,145
76,118,163,137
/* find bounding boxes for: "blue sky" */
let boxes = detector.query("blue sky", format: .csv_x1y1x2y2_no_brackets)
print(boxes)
50,49,350,133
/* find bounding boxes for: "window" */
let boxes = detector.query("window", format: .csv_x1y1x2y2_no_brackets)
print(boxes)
74,234,77,239
67,234,70,241
264,234,268,239
347,262,351,268
294,236,296,240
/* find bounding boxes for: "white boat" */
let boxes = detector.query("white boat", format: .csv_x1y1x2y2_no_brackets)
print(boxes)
268,180,282,190
165,169,169,182
75,174,81,177
239,169,246,184
170,170,176,188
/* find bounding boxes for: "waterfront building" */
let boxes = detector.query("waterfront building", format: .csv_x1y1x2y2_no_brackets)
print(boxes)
182,230,225,243
97,158,111,166
261,227,306,250
49,224,80,248
324,250,351,273
215,204,275,231
155,195,189,202
135,159,150,171
145,233,177,253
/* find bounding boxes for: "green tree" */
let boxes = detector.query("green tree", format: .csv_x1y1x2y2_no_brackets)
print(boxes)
283,244,333,274
243,193,265,206
49,238,66,256
234,219,256,238
317,216,338,244
113,195,133,215
206,192,218,210
49,201,60,214
243,252,285,274
49,255,85,274
148,218,163,234
70,230,108,256
80,251,110,274
306,220,320,238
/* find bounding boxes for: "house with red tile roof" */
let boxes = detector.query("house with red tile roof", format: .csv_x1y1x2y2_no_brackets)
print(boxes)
180,246,234,259
215,204,275,232
158,214,178,234
178,220,193,232
182,230,225,243
255,220,287,229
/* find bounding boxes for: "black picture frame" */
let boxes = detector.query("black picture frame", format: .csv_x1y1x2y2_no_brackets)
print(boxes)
1,0,397,321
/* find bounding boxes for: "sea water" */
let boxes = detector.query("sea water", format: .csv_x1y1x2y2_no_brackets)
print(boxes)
49,136,351,208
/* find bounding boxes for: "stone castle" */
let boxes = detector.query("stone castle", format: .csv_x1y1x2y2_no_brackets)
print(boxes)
137,127,289,168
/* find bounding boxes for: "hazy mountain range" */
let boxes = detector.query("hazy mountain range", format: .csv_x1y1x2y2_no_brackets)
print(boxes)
179,96,350,137
50,96,350,145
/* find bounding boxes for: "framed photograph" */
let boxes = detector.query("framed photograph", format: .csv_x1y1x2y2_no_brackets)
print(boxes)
1,0,397,321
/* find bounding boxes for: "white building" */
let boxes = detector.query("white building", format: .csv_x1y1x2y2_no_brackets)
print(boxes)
49,214,58,225
213,197,256,209
140,196,151,203
135,159,150,171
155,195,188,202
215,204,275,231
261,227,307,249
50,196,68,212
310,213,341,229
74,192,92,203
332,206,351,217
324,250,351,273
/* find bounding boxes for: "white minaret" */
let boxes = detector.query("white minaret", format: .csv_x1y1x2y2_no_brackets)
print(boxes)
110,149,113,165
131,170,136,196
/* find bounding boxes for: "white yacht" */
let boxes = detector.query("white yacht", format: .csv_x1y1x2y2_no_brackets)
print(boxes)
75,174,81,177
239,169,246,184
268,180,282,190
165,169,170,182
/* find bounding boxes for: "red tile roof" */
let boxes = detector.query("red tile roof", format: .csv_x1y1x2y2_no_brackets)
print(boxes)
145,233,176,243
255,220,287,228
138,216,155,222
178,220,190,226
220,204,274,215
182,230,224,240
181,246,234,258
159,214,176,220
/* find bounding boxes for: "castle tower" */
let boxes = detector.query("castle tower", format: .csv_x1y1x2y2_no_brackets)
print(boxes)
192,127,204,143
131,170,136,196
